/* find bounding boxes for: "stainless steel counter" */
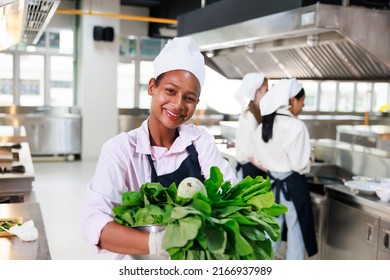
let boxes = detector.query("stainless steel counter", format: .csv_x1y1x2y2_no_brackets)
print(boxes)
0,126,27,143
0,142,35,198
325,184,390,220
0,202,51,260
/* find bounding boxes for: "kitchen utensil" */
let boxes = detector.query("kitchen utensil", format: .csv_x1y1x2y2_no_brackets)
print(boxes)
129,225,167,260
344,180,380,195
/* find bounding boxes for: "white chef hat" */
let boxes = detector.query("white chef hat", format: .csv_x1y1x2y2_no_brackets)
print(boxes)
234,72,265,107
260,78,303,116
289,78,303,98
153,36,206,88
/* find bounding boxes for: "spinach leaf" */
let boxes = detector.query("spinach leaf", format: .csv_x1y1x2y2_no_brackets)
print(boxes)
163,215,202,249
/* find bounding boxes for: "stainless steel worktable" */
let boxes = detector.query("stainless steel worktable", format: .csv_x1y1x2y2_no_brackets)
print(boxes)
325,184,390,219
0,202,51,260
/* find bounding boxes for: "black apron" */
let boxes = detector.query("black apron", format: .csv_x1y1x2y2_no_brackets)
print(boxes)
270,172,318,257
236,162,268,179
147,144,205,187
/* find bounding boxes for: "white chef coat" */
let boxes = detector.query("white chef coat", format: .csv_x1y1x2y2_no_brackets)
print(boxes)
252,107,311,175
81,119,237,259
235,109,258,164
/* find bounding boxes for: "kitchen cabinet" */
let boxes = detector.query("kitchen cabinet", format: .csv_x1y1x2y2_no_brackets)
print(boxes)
324,185,390,260
378,219,390,260
310,192,327,260
324,199,379,259
19,115,81,157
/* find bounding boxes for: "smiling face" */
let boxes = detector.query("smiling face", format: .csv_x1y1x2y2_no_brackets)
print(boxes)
148,70,201,131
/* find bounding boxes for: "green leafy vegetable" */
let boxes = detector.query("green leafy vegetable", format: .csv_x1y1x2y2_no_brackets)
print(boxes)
112,166,288,260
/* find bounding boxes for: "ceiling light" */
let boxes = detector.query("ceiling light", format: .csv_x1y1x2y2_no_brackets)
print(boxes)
245,44,255,54
205,50,214,58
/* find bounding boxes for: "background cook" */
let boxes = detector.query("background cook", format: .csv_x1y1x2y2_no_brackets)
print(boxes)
234,72,269,180
252,78,318,260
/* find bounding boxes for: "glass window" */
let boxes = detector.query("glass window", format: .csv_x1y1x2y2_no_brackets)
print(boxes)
49,32,60,49
19,54,44,106
139,61,153,109
301,81,318,111
119,37,136,57
117,61,135,108
372,83,389,112
58,30,74,54
319,81,337,111
50,56,74,106
0,53,13,106
355,82,372,112
201,67,241,115
337,82,354,112
140,38,165,59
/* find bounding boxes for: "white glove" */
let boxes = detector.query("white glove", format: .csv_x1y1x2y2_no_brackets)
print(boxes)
148,230,169,258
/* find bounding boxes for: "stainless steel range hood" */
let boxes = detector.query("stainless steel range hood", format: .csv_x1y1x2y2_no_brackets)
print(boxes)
189,3,390,81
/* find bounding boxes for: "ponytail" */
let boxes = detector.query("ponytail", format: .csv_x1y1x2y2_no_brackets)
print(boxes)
262,112,276,143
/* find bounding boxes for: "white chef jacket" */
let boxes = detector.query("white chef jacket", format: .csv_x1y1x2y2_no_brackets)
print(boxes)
81,119,237,259
252,108,311,175
235,109,258,164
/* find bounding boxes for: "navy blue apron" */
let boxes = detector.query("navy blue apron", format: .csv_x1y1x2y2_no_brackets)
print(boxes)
268,112,318,257
147,144,205,187
270,171,318,257
236,162,268,179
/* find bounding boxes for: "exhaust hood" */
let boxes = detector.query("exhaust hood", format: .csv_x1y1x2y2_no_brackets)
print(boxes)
184,3,390,81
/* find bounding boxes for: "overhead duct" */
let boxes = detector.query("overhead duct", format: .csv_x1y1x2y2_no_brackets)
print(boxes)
179,3,390,81
22,0,60,45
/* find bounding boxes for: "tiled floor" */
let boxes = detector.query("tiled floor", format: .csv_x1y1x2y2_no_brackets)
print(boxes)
32,159,111,260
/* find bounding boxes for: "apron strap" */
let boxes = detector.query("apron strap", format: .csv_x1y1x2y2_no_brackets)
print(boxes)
147,154,158,182
272,179,291,203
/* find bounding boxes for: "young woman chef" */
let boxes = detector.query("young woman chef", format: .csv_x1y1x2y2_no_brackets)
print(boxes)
252,78,318,260
81,37,238,260
234,72,269,179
